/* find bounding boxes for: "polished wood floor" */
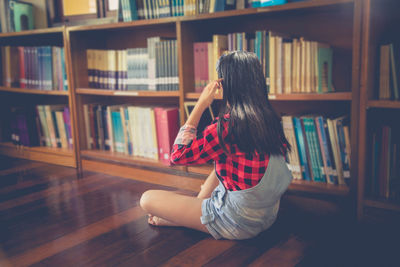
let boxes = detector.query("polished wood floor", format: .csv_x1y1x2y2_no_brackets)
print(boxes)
1,156,399,267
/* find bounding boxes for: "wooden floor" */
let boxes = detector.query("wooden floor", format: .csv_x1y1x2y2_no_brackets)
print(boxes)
1,156,399,267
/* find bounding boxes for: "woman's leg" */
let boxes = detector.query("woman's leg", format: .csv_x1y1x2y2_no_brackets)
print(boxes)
140,189,209,233
197,169,219,199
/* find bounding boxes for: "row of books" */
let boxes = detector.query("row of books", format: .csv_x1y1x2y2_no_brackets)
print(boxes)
117,0,304,22
118,0,243,21
83,104,179,164
282,115,351,185
87,37,179,91
379,43,399,100
9,105,72,149
1,46,68,91
194,32,333,94
369,125,400,200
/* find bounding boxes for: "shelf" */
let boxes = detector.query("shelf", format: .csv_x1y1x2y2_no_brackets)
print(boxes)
0,27,64,38
0,86,69,96
185,92,352,101
0,142,75,167
81,149,185,171
289,179,349,196
67,17,177,33
66,0,354,33
182,0,353,22
187,165,349,195
367,100,400,109
76,88,179,97
364,199,400,212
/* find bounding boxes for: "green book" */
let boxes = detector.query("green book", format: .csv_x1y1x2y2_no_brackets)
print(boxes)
389,43,399,100
10,0,34,32
317,44,333,93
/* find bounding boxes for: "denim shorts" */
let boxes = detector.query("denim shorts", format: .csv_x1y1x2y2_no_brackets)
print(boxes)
200,155,292,240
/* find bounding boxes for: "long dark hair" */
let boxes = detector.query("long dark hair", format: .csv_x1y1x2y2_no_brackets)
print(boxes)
216,51,290,155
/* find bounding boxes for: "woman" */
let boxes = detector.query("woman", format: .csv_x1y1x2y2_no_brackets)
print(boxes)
140,51,292,240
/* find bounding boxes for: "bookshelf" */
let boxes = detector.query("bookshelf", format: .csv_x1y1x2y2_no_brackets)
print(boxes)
0,86,69,96
357,0,400,218
59,0,362,203
1,0,373,212
0,27,77,168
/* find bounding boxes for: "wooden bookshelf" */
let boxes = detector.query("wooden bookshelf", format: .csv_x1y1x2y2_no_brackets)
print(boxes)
1,0,375,214
0,142,76,167
187,165,349,196
367,100,400,109
0,86,69,96
76,88,179,97
81,149,185,172
364,199,400,212
61,0,362,203
357,0,400,219
0,27,64,38
289,180,349,196
186,92,352,101
0,27,78,169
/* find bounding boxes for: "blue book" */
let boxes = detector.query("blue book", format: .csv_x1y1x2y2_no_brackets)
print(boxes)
214,0,225,12
256,0,286,8
315,116,337,184
308,117,326,182
60,48,68,90
302,117,322,182
112,111,124,153
255,31,262,61
335,117,351,183
124,107,133,155
293,117,311,181
128,0,139,20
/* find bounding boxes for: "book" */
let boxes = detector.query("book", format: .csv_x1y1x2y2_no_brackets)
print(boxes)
10,0,34,32
212,34,228,81
154,106,179,165
282,116,302,180
21,0,48,29
389,43,399,100
293,117,311,181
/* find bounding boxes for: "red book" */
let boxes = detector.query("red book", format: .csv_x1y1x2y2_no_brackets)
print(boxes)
154,107,179,165
18,47,26,88
200,42,209,91
193,43,202,92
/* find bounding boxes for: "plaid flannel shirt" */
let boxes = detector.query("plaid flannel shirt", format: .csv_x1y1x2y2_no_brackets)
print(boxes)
170,116,270,191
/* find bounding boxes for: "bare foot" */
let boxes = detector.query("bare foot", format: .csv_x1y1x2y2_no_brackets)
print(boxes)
148,214,176,227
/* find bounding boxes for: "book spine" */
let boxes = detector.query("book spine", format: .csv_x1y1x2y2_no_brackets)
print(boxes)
293,117,311,181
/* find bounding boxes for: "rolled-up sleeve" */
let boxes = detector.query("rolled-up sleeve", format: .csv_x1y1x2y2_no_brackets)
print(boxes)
170,122,225,165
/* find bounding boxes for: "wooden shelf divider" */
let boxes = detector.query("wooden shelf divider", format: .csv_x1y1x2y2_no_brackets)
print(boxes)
81,150,185,172
0,27,64,38
187,165,349,196
0,86,69,96
185,92,352,101
76,88,179,97
0,142,75,167
364,199,400,212
367,100,400,109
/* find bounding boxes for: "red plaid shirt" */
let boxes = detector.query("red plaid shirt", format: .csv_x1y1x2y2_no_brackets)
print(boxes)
170,116,270,191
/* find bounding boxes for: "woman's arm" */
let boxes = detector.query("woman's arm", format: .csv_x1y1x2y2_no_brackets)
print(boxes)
170,80,224,165
186,79,222,128
197,169,219,199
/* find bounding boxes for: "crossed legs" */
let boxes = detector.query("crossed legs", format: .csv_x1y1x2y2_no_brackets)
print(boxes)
139,169,219,233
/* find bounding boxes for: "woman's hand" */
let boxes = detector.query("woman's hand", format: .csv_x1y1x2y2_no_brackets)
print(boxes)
197,79,223,110
185,79,223,128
